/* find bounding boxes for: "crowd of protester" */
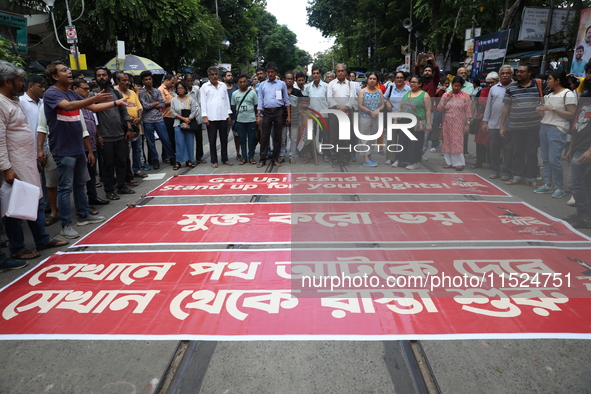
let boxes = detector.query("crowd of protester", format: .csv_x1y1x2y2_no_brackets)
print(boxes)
0,53,591,271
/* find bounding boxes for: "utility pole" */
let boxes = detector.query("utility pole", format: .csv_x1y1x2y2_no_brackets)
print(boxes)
540,0,554,76
256,36,260,68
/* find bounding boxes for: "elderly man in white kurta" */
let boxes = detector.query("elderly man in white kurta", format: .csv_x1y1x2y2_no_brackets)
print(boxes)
0,61,67,261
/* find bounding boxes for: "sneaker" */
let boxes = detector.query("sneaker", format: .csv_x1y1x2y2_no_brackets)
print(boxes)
567,196,576,207
77,213,105,226
566,212,591,229
430,148,436,153
551,189,565,199
406,163,419,170
534,185,553,194
391,160,399,168
141,163,152,171
385,160,392,165
0,258,27,271
363,160,378,167
117,187,136,195
61,224,80,239
369,159,378,165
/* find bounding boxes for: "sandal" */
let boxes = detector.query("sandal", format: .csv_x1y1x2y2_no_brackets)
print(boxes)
186,161,196,168
222,161,233,166
455,166,464,171
37,238,68,251
470,164,482,169
323,156,330,162
526,181,541,188
290,158,296,164
198,159,207,163
211,163,219,168
89,208,99,215
273,161,282,167
257,162,265,168
134,171,148,178
173,162,181,170
11,248,41,260
505,179,524,185
126,179,139,186
45,215,59,227
249,159,257,165
239,160,247,165
443,164,453,169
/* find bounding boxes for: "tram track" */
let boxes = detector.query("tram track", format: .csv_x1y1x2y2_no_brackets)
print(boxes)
152,140,441,393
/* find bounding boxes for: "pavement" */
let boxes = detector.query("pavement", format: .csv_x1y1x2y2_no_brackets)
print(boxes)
0,135,590,394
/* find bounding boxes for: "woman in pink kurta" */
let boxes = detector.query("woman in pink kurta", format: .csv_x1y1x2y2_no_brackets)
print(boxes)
437,76,472,170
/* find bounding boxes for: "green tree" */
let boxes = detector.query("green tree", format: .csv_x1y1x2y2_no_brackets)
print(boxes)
256,11,310,72
0,37,25,67
14,0,220,72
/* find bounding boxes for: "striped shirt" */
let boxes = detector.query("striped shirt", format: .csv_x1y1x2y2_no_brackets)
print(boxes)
503,80,542,131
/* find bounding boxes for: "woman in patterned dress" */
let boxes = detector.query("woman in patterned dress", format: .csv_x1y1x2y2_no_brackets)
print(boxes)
437,76,472,171
357,71,385,166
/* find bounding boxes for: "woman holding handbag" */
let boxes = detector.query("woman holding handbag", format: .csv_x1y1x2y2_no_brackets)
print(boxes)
171,81,198,169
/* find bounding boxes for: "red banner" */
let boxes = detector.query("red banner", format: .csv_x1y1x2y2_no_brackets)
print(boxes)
1,248,590,339
73,202,591,248
147,173,509,197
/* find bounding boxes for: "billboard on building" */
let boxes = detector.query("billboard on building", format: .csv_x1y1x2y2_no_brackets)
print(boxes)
471,30,511,80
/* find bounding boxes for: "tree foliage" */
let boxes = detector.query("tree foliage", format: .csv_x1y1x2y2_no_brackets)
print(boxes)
10,0,311,75
0,37,25,67
308,0,591,71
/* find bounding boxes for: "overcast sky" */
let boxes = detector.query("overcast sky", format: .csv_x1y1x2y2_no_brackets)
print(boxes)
265,0,335,57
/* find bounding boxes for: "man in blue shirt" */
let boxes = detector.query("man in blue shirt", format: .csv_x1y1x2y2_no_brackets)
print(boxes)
256,62,290,167
571,46,586,77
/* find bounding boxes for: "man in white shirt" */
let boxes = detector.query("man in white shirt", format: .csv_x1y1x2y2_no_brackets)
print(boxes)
579,26,591,64
200,66,233,167
304,66,329,161
18,74,58,226
482,65,514,180
327,63,357,165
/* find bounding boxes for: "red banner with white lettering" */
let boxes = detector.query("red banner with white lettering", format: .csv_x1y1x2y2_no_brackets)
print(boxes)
1,248,590,339
147,173,509,197
73,201,590,247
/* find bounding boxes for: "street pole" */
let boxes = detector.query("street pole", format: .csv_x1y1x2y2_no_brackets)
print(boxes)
540,0,554,76
256,36,260,68
65,0,80,71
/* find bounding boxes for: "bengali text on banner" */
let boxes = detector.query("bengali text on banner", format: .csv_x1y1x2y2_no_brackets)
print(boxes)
0,248,590,339
73,201,590,247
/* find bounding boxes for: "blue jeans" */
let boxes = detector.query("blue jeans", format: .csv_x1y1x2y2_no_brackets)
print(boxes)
174,126,195,163
53,154,89,226
143,121,173,164
2,197,50,256
235,122,257,160
539,124,566,189
569,149,591,213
